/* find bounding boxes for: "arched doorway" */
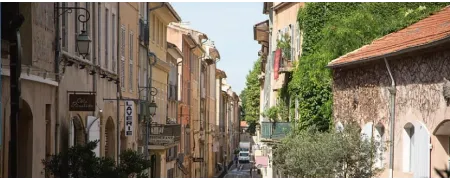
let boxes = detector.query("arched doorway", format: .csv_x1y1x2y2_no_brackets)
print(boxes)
70,115,86,147
105,117,116,159
17,99,33,178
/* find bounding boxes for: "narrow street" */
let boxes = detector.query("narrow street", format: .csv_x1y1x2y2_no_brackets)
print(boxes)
224,163,259,178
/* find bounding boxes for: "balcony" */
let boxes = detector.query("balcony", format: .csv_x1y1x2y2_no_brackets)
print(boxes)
139,19,149,46
147,124,181,150
260,122,291,141
278,48,295,74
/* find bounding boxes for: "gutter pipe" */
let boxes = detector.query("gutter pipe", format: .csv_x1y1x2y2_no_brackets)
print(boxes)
117,2,121,164
54,2,61,155
384,57,396,178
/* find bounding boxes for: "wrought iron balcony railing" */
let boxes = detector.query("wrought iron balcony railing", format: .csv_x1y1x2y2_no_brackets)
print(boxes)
260,122,291,140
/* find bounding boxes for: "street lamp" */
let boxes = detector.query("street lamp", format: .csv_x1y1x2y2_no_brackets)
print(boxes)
76,30,91,59
185,124,191,134
148,100,157,117
56,6,91,59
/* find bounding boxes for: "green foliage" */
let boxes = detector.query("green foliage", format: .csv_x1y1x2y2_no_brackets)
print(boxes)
287,2,449,132
262,98,290,122
273,122,385,178
240,58,262,135
276,32,292,60
42,141,151,178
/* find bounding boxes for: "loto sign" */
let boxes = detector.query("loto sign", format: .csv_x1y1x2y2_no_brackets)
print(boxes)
149,135,174,145
125,101,134,136
69,94,96,111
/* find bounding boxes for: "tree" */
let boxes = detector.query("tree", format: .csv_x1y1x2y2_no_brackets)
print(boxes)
273,122,385,178
42,141,151,178
240,58,262,135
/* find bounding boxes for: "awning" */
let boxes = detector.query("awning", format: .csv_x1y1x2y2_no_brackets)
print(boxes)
255,156,269,168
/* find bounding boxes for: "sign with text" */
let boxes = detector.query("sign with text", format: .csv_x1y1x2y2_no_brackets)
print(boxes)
125,101,134,136
69,94,96,111
149,135,174,145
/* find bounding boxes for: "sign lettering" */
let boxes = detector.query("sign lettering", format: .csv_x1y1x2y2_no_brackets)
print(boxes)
149,135,175,145
69,94,96,111
125,101,134,136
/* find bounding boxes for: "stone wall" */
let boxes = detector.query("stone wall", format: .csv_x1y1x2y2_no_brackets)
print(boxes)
332,48,450,128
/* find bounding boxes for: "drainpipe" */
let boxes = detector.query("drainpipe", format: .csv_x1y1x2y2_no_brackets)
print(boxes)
54,2,61,154
0,2,2,154
117,2,121,164
384,58,396,178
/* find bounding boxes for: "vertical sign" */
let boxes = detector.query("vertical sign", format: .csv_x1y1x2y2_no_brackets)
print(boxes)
125,101,134,136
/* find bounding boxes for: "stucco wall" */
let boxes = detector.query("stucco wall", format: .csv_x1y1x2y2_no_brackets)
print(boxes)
2,77,57,177
332,47,450,178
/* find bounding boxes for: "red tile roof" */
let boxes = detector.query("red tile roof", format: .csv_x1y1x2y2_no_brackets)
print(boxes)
328,6,450,68
241,121,248,127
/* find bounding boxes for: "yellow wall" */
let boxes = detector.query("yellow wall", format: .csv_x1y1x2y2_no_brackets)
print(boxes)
119,2,139,150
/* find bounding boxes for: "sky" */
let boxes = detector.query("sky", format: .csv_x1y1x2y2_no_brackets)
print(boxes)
171,2,267,95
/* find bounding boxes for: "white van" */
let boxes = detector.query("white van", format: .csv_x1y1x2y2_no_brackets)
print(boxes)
238,151,250,163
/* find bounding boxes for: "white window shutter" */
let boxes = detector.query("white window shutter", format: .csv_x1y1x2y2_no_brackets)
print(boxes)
88,116,101,157
361,123,373,142
415,123,430,178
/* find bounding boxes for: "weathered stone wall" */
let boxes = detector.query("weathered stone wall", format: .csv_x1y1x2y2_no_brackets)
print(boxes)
332,47,450,177
332,49,450,127
32,3,55,72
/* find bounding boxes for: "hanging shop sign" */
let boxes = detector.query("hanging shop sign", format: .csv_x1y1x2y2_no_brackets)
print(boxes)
125,100,134,136
69,93,96,111
149,135,174,145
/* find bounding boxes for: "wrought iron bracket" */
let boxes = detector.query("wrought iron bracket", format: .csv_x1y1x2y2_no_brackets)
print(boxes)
55,6,90,30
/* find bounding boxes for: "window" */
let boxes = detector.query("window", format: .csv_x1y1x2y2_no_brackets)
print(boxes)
97,3,102,65
112,14,116,72
105,8,109,69
61,2,68,51
156,18,160,46
296,24,301,55
404,124,414,173
129,31,134,92
120,25,126,90
152,15,156,42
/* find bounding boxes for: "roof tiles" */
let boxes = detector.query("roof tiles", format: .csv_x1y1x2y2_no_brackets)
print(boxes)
328,6,450,68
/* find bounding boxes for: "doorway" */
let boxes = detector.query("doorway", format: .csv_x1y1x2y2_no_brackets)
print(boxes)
17,99,33,178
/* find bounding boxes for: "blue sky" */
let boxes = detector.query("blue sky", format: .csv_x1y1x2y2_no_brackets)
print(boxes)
171,2,267,95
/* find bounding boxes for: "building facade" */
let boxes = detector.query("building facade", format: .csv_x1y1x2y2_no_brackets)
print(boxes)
252,2,303,178
1,3,58,177
328,7,450,178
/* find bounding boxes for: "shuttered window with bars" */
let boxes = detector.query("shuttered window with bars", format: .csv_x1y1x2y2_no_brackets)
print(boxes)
129,31,134,92
120,25,126,91
105,8,109,69
112,14,116,72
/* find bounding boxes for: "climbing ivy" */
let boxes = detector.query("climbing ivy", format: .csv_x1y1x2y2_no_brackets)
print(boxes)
286,2,449,132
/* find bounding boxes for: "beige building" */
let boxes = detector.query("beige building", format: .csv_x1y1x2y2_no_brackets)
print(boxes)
146,2,181,178
1,3,58,177
328,7,450,178
215,69,227,174
57,1,120,163
118,1,139,154
200,39,220,178
167,22,205,178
